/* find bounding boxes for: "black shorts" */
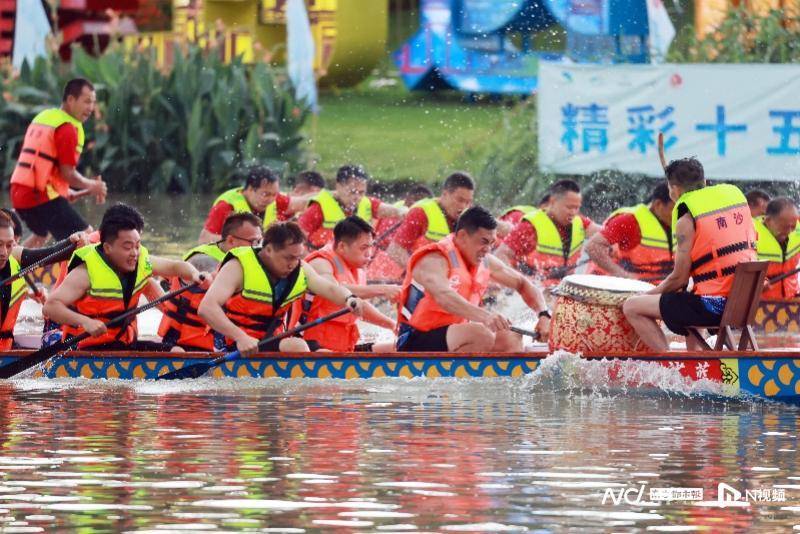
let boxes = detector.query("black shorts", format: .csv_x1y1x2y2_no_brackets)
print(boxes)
16,197,88,239
397,325,449,352
660,292,723,336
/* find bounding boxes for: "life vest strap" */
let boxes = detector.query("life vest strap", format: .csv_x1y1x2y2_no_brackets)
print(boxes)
22,147,58,164
692,264,737,284
691,240,752,271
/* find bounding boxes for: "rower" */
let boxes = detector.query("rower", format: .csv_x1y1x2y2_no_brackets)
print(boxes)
0,211,91,349
159,212,263,351
623,158,756,351
291,170,326,197
10,78,107,248
495,180,600,286
294,216,398,352
198,221,366,355
298,164,406,250
44,204,207,350
374,183,433,248
754,197,800,300
386,172,475,269
396,206,550,353
199,166,314,243
746,189,771,219
585,183,675,283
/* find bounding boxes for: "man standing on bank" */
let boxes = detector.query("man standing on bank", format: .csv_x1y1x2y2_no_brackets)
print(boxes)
10,78,107,248
623,158,756,351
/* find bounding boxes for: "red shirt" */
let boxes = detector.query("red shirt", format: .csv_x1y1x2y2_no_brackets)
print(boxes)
11,123,79,209
392,205,456,251
203,192,291,234
504,214,594,257
600,213,642,251
500,210,526,226
298,196,383,236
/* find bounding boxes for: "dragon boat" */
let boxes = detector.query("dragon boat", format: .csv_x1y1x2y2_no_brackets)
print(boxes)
1,349,798,404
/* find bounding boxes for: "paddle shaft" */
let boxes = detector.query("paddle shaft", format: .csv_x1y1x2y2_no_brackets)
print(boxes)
375,220,403,245
213,308,352,365
0,281,199,379
658,131,668,171
511,326,540,341
768,266,800,286
0,243,75,289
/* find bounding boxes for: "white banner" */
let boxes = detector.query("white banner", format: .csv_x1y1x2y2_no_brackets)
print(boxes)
538,62,800,181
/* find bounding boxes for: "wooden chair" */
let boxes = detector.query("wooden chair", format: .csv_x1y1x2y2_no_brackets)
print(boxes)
687,261,769,351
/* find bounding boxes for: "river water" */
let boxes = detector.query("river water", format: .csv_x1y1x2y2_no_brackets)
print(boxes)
2,194,799,531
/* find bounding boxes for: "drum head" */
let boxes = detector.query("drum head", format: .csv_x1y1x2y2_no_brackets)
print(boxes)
554,274,654,306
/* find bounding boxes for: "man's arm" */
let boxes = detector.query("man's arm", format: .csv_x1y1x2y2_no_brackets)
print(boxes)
197,260,257,354
486,254,550,338
151,256,205,285
376,202,408,219
285,193,316,216
198,228,221,244
649,214,694,295
386,241,411,269
43,265,107,337
58,164,106,200
364,301,395,330
585,220,602,238
302,261,365,316
585,233,630,278
308,257,399,300
494,243,516,266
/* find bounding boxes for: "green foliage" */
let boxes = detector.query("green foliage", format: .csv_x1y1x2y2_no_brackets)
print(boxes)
668,8,800,63
0,44,310,193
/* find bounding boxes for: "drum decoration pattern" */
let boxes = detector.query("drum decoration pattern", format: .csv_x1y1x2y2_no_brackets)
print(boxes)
550,274,654,353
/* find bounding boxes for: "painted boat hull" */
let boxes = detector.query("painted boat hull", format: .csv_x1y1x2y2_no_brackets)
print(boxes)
2,350,798,404
755,299,800,333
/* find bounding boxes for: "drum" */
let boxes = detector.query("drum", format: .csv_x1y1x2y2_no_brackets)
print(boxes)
549,274,654,353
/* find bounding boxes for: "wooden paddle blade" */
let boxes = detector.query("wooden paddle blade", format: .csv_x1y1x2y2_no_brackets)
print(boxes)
157,361,214,381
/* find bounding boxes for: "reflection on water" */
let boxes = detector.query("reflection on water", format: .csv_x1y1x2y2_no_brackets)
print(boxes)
0,378,797,531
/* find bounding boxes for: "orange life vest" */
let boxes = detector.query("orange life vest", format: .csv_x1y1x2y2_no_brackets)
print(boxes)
221,246,308,345
754,217,800,300
10,108,85,200
53,230,101,289
520,210,585,287
0,257,28,350
157,243,226,351
397,235,491,334
293,245,364,351
607,204,673,283
672,184,756,297
61,244,153,348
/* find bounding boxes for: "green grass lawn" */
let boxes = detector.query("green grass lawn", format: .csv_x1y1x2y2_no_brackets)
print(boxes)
310,84,517,187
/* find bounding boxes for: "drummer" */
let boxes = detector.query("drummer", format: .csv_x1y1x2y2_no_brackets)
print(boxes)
495,180,600,286
754,197,800,300
584,183,674,283
623,158,756,351
396,206,550,353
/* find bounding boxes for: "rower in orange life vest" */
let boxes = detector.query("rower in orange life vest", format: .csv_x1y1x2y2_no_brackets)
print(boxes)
585,183,675,283
624,158,756,351
386,172,476,271
10,78,107,249
397,206,551,353
0,211,91,349
198,166,319,244
198,221,367,355
159,212,263,352
754,197,800,300
298,164,407,250
495,180,601,286
293,216,399,352
44,204,209,350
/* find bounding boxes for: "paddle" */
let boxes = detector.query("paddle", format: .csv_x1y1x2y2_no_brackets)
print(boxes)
0,243,75,289
0,281,200,379
374,220,403,248
658,131,668,171
157,307,353,381
511,326,541,341
768,266,800,286
548,257,591,280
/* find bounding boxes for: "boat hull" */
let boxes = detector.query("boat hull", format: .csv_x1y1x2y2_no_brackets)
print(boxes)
2,350,798,404
755,299,800,333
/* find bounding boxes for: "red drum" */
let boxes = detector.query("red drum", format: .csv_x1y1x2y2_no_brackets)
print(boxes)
549,274,654,353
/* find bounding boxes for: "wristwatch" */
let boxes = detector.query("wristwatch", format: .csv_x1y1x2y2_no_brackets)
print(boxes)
345,294,358,306
538,309,552,319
